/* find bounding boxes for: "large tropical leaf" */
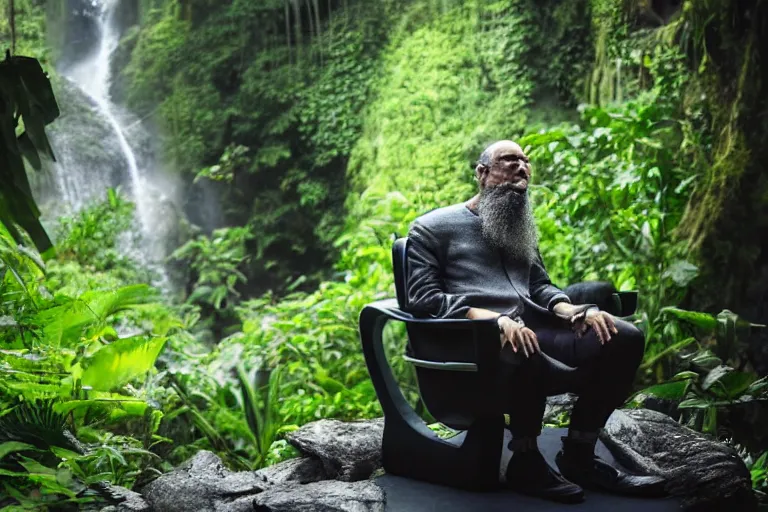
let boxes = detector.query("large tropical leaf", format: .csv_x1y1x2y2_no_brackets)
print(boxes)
78,336,167,391
714,309,766,360
0,54,60,254
79,284,160,319
35,285,159,347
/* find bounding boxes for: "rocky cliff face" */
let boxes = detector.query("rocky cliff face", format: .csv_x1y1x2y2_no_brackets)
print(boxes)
33,76,125,216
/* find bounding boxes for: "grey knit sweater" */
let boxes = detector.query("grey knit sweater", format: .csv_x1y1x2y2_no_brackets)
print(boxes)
405,202,571,320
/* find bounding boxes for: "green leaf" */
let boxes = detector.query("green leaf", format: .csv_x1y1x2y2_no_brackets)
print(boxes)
0,56,60,253
715,309,765,356
678,398,712,409
702,365,732,391
715,371,757,399
747,376,768,396
661,307,717,330
79,336,167,391
314,364,347,395
672,371,699,381
753,451,768,470
0,400,75,451
517,130,567,149
704,406,717,434
36,285,158,346
52,398,148,417
637,379,690,400
685,349,723,369
236,363,264,454
17,132,41,170
0,441,38,460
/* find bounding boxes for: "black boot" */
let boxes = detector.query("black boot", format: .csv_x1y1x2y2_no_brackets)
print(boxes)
556,436,667,497
505,438,584,504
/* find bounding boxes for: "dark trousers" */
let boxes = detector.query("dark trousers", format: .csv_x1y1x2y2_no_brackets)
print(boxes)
498,318,646,437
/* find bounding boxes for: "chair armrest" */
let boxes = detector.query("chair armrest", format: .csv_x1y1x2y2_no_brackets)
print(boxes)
363,299,497,329
563,282,639,317
361,298,498,372
402,354,478,372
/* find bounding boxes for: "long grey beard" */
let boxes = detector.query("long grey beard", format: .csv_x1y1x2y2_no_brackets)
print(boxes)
477,183,539,266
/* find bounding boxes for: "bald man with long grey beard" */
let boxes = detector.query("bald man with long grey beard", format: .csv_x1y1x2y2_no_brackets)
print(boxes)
405,140,666,503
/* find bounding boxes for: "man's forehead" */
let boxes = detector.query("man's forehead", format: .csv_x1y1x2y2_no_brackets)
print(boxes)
489,141,525,160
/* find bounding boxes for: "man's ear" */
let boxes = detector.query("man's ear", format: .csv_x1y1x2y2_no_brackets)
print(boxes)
475,164,487,183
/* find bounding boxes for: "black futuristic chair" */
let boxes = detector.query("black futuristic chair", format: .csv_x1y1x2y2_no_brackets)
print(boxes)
358,236,638,491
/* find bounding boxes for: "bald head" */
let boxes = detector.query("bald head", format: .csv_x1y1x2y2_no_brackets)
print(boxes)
477,140,524,167
474,140,531,193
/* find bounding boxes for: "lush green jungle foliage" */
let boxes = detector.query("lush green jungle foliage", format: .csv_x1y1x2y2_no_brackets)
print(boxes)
2,0,768,508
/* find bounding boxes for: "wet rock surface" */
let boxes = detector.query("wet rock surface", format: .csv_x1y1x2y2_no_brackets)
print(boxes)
286,417,384,481
601,408,757,511
252,480,386,512
139,451,266,512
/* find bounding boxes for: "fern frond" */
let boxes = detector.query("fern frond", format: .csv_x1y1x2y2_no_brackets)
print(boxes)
0,399,78,452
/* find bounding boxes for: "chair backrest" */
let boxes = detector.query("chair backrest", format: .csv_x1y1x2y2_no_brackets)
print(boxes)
392,237,409,310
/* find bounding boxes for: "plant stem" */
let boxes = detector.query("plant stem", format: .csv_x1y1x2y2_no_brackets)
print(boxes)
640,337,696,370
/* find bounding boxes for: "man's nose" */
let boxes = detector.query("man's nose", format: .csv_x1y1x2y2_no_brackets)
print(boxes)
509,163,528,177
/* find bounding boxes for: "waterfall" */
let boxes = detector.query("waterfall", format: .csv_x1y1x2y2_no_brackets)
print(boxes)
42,0,178,291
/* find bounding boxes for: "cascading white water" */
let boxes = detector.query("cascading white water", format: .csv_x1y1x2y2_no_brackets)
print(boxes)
66,1,151,233
45,0,177,290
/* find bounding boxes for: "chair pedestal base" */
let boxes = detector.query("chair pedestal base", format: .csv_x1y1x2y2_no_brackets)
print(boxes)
382,415,505,491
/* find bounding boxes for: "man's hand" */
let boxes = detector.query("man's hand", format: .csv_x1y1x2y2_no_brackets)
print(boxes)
497,316,539,357
571,308,618,344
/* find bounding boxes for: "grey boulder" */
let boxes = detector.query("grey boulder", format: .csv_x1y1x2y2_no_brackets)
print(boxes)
602,408,757,511
139,451,265,512
252,480,386,512
286,418,384,481
137,447,385,512
543,393,577,424
99,484,150,512
255,455,327,486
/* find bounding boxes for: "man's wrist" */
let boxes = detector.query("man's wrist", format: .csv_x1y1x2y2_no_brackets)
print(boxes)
552,302,575,319
553,302,599,320
497,314,524,331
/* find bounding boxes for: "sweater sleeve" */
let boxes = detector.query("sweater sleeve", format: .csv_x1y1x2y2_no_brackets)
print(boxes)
405,220,471,319
529,248,571,312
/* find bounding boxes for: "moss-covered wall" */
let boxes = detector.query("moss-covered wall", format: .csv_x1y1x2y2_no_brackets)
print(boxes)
672,0,768,373
578,0,768,371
